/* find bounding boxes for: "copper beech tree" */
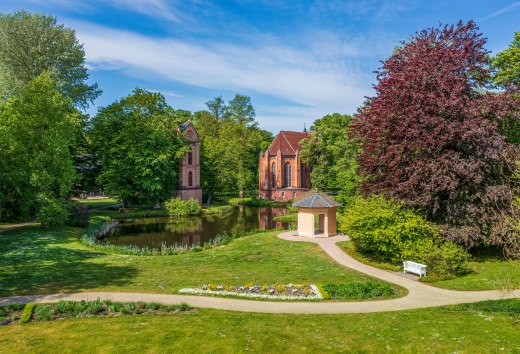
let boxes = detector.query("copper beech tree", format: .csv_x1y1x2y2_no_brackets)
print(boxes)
351,21,520,251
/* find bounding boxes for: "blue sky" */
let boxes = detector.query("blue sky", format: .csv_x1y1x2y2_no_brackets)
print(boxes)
1,1,519,132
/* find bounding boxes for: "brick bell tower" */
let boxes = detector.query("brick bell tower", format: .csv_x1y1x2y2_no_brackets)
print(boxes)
175,122,202,204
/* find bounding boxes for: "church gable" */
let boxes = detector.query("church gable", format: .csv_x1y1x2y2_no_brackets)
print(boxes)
267,131,309,156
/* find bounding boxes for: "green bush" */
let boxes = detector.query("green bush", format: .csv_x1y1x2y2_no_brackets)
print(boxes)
34,305,52,321
20,303,35,324
36,196,69,227
164,197,202,217
203,205,233,215
64,200,90,227
410,238,469,275
340,195,440,262
340,195,469,275
322,281,394,299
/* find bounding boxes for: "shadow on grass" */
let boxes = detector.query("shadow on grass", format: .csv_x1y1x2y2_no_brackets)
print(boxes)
0,226,137,297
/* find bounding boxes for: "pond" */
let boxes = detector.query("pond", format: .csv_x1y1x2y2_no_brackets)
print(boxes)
98,206,294,248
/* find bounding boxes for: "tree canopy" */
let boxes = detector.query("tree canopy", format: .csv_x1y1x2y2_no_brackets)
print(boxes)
89,89,187,205
0,10,100,109
351,21,520,248
492,31,520,94
300,113,359,205
0,73,81,222
193,94,272,201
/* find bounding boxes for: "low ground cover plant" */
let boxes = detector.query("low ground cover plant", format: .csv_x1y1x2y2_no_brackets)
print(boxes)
228,197,288,207
340,195,469,275
0,300,193,325
322,281,395,300
164,197,202,217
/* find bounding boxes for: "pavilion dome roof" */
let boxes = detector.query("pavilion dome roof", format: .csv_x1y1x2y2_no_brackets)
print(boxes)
292,192,342,208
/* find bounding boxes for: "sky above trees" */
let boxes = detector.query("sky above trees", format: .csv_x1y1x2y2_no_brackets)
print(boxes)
1,0,518,132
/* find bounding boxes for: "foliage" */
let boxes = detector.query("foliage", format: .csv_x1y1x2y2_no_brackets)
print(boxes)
322,281,394,300
193,95,273,201
351,21,520,249
203,205,233,215
340,195,469,274
300,113,360,206
36,196,69,227
19,303,34,324
411,238,470,275
165,198,202,217
0,73,81,223
89,89,187,206
0,10,100,109
492,31,520,95
227,197,288,207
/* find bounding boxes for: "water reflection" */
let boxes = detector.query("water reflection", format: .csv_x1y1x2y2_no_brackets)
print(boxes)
100,206,293,248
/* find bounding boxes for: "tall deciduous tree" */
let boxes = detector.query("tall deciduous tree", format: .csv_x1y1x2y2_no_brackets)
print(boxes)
0,10,100,109
492,31,520,94
300,113,360,205
89,89,187,205
194,94,272,201
0,73,81,222
351,21,520,248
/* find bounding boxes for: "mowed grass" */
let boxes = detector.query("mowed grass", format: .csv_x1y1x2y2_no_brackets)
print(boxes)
0,225,400,298
77,198,120,209
338,241,520,291
1,305,519,353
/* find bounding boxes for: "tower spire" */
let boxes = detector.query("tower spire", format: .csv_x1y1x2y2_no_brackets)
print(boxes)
303,123,307,133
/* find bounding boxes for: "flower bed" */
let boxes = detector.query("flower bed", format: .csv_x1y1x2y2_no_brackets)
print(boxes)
179,283,324,300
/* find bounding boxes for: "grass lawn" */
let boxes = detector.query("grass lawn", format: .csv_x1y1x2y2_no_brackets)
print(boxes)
0,225,402,298
338,241,520,291
1,302,519,353
77,198,120,209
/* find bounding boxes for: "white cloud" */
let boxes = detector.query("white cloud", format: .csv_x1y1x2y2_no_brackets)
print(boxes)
479,1,520,21
68,19,379,131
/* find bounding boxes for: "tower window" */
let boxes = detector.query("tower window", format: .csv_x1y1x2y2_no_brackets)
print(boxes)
188,171,193,187
188,151,193,165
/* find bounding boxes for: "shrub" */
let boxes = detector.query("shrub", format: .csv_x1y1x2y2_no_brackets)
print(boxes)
339,195,440,262
164,197,202,217
34,305,52,321
323,281,394,299
410,238,469,275
64,200,90,227
340,195,469,274
20,303,35,324
36,196,69,227
203,205,233,215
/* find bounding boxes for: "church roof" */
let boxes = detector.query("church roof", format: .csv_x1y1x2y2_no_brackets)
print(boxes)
267,131,309,156
292,192,342,208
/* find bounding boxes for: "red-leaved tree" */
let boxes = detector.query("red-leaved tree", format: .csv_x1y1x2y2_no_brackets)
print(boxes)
351,21,520,249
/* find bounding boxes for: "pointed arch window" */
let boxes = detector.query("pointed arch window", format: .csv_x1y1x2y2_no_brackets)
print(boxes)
271,162,276,189
284,162,292,188
187,151,193,165
188,171,193,187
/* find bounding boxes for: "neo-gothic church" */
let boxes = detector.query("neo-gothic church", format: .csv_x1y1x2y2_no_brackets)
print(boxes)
258,130,311,201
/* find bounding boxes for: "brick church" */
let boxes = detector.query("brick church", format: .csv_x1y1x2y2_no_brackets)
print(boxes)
259,130,311,201
175,122,203,204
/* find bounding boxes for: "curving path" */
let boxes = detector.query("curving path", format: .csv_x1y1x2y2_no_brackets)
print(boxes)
0,231,518,314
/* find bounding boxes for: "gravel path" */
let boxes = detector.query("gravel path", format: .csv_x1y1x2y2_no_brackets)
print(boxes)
0,231,518,314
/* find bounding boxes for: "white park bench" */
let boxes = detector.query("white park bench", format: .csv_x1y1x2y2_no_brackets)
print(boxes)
403,261,427,277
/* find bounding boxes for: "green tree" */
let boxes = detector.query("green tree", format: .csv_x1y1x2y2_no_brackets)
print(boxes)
300,113,359,205
193,95,272,201
0,10,100,108
89,89,187,205
492,31,520,93
0,73,81,222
